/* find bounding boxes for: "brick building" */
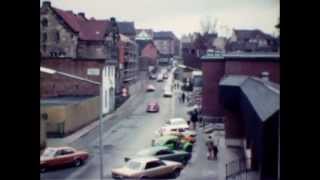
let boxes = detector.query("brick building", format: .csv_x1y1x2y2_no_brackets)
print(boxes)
40,1,117,114
154,31,177,65
136,40,159,71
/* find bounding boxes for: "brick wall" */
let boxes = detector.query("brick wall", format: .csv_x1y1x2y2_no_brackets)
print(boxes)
225,60,280,83
40,58,103,98
201,61,225,117
141,44,158,64
224,109,245,139
77,41,107,59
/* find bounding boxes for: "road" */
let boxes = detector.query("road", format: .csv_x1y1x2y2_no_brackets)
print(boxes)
41,69,192,180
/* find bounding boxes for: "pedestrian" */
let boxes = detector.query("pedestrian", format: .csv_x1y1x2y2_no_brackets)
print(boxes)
206,136,215,160
182,93,185,103
213,143,219,160
190,108,198,130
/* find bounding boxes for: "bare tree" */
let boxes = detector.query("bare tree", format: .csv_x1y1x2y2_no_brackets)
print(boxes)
200,16,218,35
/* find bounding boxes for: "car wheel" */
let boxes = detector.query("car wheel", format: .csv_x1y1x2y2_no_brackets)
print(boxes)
172,168,181,178
74,159,83,167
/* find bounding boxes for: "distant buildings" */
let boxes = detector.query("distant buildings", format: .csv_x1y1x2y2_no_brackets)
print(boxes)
226,29,278,52
154,31,180,65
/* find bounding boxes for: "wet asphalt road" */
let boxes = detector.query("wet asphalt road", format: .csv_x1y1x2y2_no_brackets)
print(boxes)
41,73,187,180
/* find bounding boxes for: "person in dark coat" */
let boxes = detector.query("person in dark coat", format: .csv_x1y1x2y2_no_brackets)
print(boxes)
190,108,198,130
206,136,214,160
181,93,185,103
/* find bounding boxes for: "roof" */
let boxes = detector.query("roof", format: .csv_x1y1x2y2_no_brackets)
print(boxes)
136,29,153,37
234,29,274,40
118,21,136,35
219,75,279,122
41,96,95,106
51,7,110,41
201,51,280,60
154,31,176,40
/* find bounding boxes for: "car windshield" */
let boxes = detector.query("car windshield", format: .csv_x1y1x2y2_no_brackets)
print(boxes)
41,148,56,158
126,161,143,170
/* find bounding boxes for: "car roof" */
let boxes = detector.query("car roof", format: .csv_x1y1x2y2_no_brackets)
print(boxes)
169,118,185,122
45,146,74,151
130,157,160,163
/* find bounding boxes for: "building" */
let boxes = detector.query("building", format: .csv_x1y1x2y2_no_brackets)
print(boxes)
118,21,136,41
135,29,154,41
154,31,177,65
136,40,159,71
220,75,279,180
40,1,117,115
200,51,280,180
226,29,278,52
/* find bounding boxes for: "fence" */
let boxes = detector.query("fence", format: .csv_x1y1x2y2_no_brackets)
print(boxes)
226,158,252,180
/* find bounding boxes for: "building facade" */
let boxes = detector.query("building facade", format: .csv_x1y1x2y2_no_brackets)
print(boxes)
40,1,117,114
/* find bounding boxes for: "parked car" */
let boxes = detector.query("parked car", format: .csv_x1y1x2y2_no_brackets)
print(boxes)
146,101,160,113
163,88,173,97
152,135,193,153
40,147,89,172
157,74,163,82
149,74,157,80
124,146,191,165
163,73,169,79
146,84,156,92
111,157,183,179
156,118,190,136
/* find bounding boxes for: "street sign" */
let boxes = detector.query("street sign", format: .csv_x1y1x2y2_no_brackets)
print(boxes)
87,68,100,76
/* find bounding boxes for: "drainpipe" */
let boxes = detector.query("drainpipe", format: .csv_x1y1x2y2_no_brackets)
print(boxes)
278,111,280,180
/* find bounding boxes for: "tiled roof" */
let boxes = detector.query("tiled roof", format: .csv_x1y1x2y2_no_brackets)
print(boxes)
154,31,176,40
118,22,136,35
52,7,110,41
234,29,274,40
136,29,153,36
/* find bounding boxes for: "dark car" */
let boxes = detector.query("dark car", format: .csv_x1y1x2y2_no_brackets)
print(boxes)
146,101,160,112
124,146,191,165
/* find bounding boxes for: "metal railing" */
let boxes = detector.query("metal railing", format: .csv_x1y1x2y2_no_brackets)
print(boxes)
226,158,252,180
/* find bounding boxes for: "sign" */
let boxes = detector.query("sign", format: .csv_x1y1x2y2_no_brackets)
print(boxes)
87,68,100,76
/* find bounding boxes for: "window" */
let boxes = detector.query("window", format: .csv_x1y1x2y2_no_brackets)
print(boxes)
61,149,74,155
41,18,48,27
55,31,60,42
156,150,173,156
145,161,164,169
42,45,47,52
42,33,47,42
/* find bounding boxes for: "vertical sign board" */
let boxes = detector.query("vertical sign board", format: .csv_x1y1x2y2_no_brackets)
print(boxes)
87,68,100,76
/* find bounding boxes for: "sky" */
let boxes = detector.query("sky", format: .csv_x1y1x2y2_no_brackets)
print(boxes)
41,0,279,38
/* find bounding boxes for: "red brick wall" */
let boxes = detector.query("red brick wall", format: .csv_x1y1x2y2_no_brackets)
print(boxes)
141,44,158,64
40,58,104,98
225,59,280,83
201,61,225,117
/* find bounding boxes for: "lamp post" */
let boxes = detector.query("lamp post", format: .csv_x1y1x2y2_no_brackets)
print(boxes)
40,67,104,180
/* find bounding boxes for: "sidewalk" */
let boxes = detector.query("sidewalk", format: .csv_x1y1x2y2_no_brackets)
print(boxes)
46,82,147,147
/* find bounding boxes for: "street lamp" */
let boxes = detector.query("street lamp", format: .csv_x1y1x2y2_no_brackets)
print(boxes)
40,66,105,180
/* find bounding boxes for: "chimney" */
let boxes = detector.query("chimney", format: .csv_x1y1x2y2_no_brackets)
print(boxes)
261,71,270,81
78,12,86,20
43,1,51,8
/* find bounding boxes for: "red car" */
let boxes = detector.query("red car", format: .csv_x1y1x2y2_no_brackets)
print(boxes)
40,147,89,172
146,101,160,112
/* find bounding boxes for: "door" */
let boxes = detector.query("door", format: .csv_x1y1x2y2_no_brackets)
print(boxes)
144,161,167,178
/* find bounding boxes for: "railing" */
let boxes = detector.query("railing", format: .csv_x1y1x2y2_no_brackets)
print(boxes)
226,158,252,180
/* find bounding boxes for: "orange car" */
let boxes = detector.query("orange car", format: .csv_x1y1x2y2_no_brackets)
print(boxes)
40,147,89,172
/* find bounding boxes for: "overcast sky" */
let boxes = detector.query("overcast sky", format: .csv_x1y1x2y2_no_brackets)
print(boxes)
41,0,279,38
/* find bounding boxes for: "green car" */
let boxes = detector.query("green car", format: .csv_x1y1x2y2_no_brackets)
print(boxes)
124,146,191,165
152,135,193,153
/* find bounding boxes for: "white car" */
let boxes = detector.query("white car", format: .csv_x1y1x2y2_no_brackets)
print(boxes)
111,157,183,179
163,88,173,97
156,118,191,136
157,74,163,82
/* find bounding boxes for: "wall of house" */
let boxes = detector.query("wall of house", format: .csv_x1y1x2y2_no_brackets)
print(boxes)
77,41,107,59
154,39,170,55
41,105,66,135
40,6,78,58
64,96,100,135
225,59,280,83
40,58,103,98
201,60,225,117
141,44,158,64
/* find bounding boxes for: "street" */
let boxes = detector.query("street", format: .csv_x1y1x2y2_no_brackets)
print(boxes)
41,70,191,180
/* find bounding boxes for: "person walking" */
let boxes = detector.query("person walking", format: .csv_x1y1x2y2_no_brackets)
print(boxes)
206,136,215,160
213,143,219,160
181,92,185,103
190,108,198,130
